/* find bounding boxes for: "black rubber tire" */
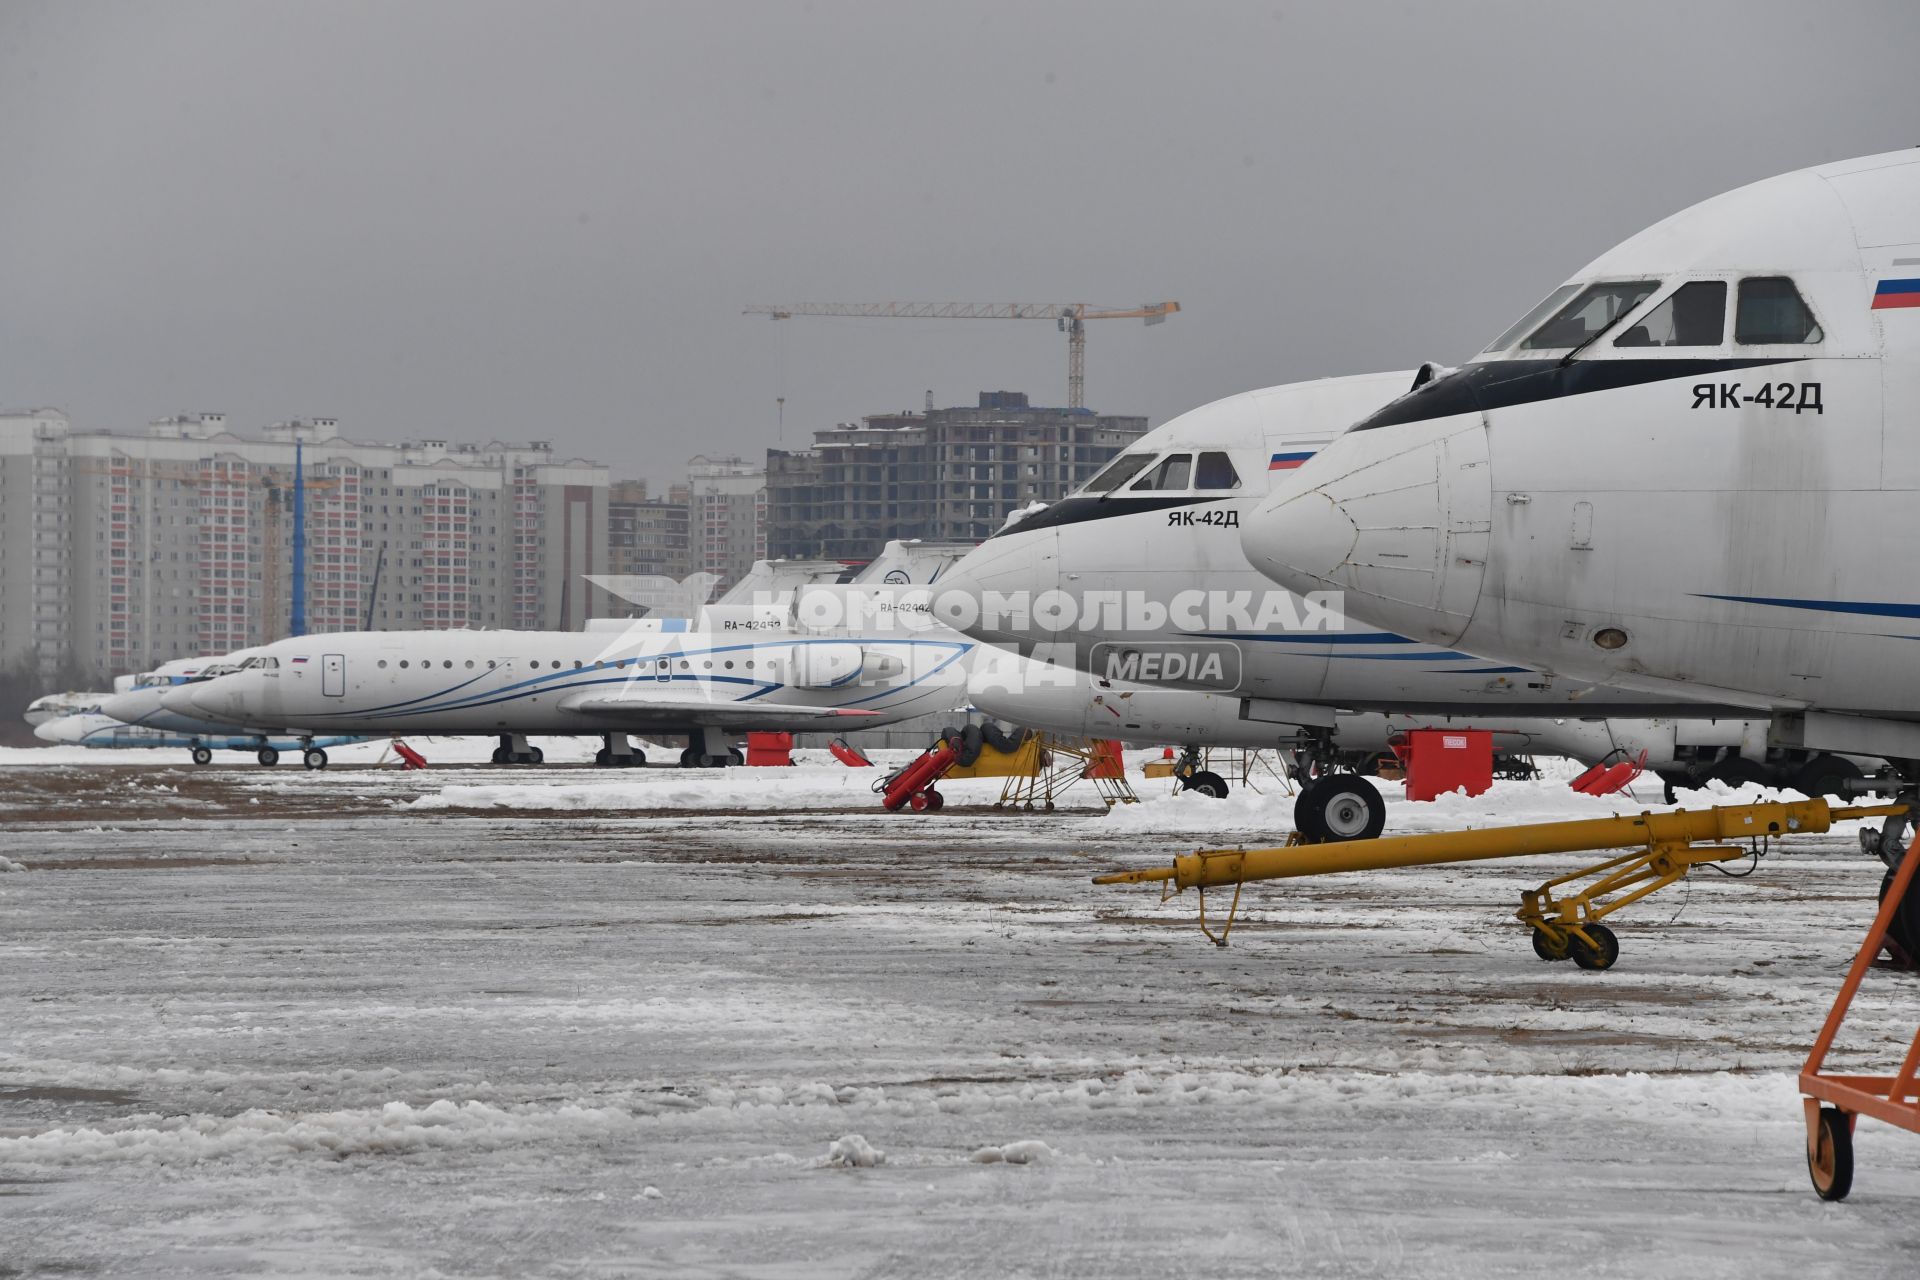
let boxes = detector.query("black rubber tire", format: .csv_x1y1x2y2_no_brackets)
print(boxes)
1793,754,1862,798
191,747,213,766
728,747,745,767
1531,927,1570,962
1706,755,1768,788
1570,922,1620,971
256,747,279,767
529,746,544,764
1182,770,1229,799
627,749,647,768
1807,1106,1854,1202
679,747,698,767
594,748,611,767
924,789,944,811
492,746,508,764
1877,868,1920,960
1294,774,1386,844
303,748,328,770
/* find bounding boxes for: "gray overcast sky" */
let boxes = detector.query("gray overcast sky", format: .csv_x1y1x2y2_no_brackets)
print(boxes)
2,0,1915,485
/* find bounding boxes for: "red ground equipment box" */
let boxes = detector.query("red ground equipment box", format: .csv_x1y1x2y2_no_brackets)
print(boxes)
745,731,794,766
1391,729,1493,801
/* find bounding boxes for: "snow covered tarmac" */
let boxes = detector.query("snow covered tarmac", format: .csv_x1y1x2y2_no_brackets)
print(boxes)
3,753,1917,1277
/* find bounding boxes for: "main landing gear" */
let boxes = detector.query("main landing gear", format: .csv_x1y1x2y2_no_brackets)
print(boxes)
594,733,647,768
190,745,213,766
256,746,280,768
491,733,544,765
679,727,742,768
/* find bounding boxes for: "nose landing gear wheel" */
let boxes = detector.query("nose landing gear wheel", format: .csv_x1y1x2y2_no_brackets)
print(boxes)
256,747,280,768
302,748,328,770
1293,774,1386,843
1806,1106,1854,1202
1181,770,1229,799
1569,922,1620,971
190,747,213,766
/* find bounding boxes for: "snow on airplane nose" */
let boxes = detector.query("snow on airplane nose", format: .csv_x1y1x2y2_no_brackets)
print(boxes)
1241,419,1493,649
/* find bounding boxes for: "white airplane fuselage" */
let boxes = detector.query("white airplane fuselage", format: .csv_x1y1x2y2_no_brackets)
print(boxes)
1242,150,1920,760
931,373,1808,785
174,603,976,742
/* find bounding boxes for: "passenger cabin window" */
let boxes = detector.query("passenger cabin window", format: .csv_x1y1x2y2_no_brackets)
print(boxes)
1735,277,1822,344
1081,451,1155,493
1194,452,1241,490
1128,453,1192,492
1518,281,1658,350
1613,281,1726,347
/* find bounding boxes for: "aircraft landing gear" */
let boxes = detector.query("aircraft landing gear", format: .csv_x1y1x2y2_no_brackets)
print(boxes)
1293,773,1386,843
494,734,543,765
190,746,213,766
1182,770,1229,799
303,747,329,770
680,728,738,768
595,734,646,768
256,746,280,768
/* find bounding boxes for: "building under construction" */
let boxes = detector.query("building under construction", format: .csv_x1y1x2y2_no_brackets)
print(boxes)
765,392,1147,561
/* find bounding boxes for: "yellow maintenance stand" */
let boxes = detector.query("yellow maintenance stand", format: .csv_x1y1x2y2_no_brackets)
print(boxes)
1096,797,1909,963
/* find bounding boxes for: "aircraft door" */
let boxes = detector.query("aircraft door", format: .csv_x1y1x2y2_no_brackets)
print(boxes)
322,653,346,697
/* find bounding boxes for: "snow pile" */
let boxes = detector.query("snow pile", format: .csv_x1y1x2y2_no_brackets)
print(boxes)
0,1098,642,1166
970,1139,1055,1164
0,856,25,873
824,1133,885,1168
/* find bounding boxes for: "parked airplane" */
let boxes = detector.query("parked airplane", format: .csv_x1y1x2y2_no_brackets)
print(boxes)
163,583,977,769
1241,149,1920,777
935,373,1865,837
33,712,367,763
97,652,274,743
24,692,111,727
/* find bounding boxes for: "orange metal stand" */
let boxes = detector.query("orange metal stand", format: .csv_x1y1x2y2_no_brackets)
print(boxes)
1798,842,1920,1200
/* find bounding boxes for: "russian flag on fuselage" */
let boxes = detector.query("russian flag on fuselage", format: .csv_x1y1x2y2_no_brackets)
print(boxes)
1269,451,1315,470
1872,278,1920,309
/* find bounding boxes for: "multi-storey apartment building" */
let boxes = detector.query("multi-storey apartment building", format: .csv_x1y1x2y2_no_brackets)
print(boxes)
0,410,610,681
763,391,1148,560
686,457,766,595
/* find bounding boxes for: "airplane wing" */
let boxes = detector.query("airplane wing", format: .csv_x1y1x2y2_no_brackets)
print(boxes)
558,688,882,728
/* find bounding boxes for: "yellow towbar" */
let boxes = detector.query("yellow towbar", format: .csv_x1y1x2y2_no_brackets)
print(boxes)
1096,797,1909,962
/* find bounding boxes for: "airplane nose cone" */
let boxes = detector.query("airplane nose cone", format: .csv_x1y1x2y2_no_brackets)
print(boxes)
1242,423,1493,648
100,692,153,726
162,682,232,721
934,534,1052,648
33,719,60,742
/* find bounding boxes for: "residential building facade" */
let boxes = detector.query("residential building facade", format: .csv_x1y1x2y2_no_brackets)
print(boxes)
0,410,610,681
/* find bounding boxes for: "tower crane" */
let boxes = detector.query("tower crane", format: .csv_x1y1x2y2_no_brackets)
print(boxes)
742,301,1181,409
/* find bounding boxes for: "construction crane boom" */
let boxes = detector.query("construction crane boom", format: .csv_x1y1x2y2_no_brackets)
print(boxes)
743,300,1180,409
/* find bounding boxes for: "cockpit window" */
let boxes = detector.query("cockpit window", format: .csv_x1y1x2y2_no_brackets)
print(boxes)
1129,453,1192,492
1517,281,1658,350
1735,277,1822,344
1194,452,1240,490
1613,280,1726,347
1485,284,1581,353
1081,451,1156,493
